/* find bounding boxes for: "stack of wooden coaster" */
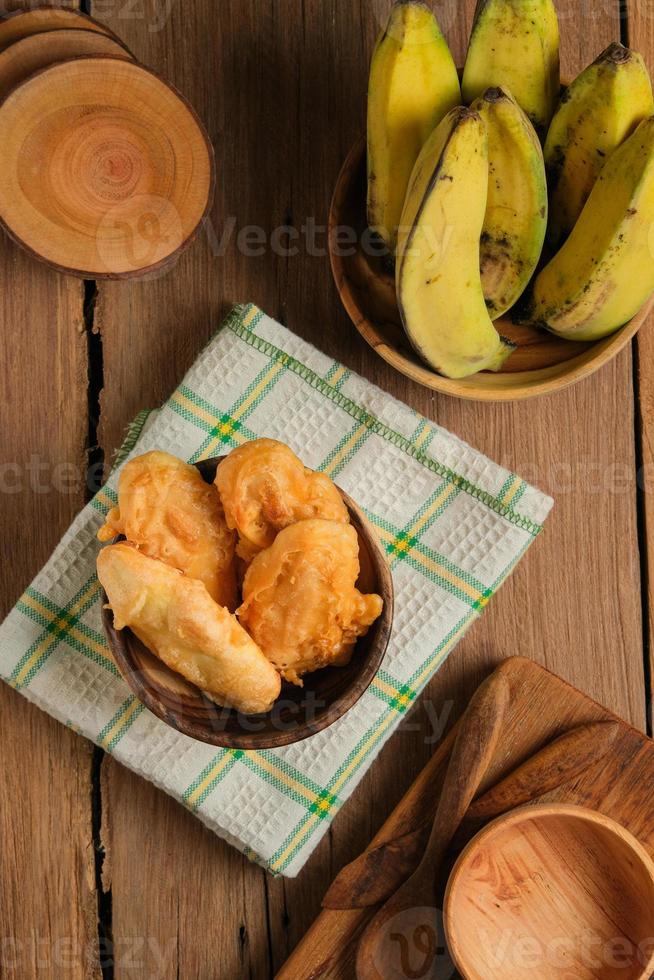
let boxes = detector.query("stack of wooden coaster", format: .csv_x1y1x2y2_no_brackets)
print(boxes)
0,7,214,278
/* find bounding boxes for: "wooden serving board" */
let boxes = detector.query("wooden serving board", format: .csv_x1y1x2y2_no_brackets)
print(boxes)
276,656,654,979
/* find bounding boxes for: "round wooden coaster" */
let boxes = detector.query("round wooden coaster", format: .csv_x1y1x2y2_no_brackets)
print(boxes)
0,55,215,278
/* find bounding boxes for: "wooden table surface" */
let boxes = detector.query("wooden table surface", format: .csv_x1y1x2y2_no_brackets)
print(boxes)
1,1,653,977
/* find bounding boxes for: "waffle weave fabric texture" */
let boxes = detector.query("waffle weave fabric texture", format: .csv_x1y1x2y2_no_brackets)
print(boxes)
0,303,553,877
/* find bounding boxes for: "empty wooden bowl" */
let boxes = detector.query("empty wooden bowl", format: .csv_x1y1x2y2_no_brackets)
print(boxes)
329,138,654,402
444,804,654,980
0,6,121,52
100,457,394,749
0,56,214,278
0,29,133,101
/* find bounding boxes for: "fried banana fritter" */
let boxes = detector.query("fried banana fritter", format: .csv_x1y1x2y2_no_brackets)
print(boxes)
98,543,281,714
238,519,383,686
98,451,238,610
215,439,349,563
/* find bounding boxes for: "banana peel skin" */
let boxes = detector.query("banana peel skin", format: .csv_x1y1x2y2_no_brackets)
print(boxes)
462,0,560,139
472,87,548,319
545,42,654,249
396,106,516,379
529,116,654,341
367,0,460,254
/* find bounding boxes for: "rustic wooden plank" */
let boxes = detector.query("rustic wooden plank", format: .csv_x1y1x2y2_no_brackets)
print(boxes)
0,4,99,977
95,2,291,976
0,690,99,979
93,0,645,977
627,0,654,726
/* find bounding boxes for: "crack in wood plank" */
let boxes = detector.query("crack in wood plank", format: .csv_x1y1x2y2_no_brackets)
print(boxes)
628,0,654,742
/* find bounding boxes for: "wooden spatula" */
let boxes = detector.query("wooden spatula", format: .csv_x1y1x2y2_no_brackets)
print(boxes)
355,670,510,980
324,719,620,910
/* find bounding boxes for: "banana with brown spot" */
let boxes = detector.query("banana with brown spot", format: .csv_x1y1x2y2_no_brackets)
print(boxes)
545,42,654,249
462,0,560,139
397,106,515,379
472,86,547,319
530,116,654,341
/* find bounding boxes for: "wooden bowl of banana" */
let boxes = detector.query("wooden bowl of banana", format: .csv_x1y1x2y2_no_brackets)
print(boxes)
330,135,654,404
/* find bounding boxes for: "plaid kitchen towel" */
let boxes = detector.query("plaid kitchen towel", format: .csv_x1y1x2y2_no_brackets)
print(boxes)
0,303,552,877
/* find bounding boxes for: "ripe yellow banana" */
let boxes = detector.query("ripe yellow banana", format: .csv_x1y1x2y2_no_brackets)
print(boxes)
471,87,547,319
529,116,654,341
462,0,560,139
396,107,515,379
545,42,654,249
367,0,460,253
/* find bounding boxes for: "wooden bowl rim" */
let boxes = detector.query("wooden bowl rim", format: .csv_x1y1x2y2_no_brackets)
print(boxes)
0,54,216,281
329,136,653,403
0,5,125,47
444,802,654,980
100,456,394,749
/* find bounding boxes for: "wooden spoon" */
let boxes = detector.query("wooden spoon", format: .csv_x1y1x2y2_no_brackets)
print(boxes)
324,719,620,910
355,671,510,980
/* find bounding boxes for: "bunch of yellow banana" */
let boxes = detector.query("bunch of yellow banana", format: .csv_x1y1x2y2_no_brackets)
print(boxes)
366,0,654,379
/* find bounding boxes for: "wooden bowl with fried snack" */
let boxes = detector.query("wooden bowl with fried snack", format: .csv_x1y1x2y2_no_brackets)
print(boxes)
101,456,394,749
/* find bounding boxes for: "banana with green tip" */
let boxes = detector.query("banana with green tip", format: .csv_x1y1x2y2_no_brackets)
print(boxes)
396,106,515,379
545,42,654,249
367,0,460,253
472,86,547,319
529,116,654,341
